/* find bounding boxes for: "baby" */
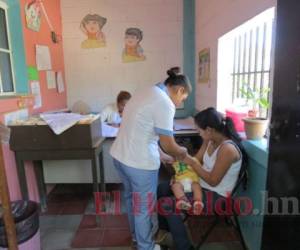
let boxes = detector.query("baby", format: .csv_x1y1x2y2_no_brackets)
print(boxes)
171,159,203,215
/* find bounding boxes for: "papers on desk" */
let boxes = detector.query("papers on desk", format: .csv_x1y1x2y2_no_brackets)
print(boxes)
100,122,119,137
174,117,196,131
40,113,82,135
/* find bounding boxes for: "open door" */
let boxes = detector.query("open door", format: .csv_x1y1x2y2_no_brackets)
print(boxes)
261,0,300,249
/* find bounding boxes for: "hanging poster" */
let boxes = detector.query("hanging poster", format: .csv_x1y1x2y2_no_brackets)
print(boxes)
122,27,146,63
198,48,210,83
56,71,65,93
25,1,41,32
80,14,107,49
36,45,52,70
30,81,42,109
46,71,56,89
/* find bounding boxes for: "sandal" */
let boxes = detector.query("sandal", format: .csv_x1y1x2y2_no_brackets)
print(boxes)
154,229,169,244
176,196,192,210
193,200,204,215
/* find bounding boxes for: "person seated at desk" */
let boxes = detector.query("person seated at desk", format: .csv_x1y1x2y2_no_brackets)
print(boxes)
100,91,131,127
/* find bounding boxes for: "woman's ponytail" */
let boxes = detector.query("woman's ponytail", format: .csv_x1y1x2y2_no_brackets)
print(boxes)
195,107,248,167
222,117,241,144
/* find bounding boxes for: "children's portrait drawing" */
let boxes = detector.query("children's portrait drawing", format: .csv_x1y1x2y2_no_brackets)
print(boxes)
122,27,146,63
80,14,107,49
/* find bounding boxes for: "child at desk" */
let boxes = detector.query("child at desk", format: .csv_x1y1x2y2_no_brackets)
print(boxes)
171,158,204,215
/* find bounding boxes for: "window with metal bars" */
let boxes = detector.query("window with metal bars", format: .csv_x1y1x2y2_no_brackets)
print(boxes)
217,8,275,117
231,10,274,116
0,3,15,94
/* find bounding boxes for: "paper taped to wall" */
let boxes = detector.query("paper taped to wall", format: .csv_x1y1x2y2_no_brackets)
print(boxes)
30,81,42,109
36,44,52,70
46,70,56,89
56,71,65,93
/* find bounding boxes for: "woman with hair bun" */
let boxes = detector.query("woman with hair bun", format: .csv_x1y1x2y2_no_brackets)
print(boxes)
157,107,248,250
110,67,193,250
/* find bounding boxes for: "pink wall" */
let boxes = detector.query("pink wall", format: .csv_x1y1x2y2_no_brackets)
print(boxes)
1,0,67,203
20,0,67,114
195,0,276,111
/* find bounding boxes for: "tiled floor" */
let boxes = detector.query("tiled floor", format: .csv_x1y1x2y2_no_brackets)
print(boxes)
40,184,243,250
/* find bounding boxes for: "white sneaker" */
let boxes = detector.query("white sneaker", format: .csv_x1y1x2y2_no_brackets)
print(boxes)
154,244,161,250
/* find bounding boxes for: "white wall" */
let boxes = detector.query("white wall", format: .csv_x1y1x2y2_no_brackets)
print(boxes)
61,0,183,112
195,0,276,111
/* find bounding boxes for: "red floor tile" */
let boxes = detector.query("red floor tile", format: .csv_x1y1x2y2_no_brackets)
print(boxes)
42,203,63,215
78,214,130,229
71,229,104,248
61,201,89,214
79,215,101,229
100,229,132,246
101,214,130,228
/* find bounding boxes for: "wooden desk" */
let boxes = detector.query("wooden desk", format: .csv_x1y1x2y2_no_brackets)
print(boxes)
174,129,202,155
174,129,199,137
9,118,105,211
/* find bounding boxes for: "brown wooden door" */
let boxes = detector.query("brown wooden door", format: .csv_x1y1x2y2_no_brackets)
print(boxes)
262,0,300,249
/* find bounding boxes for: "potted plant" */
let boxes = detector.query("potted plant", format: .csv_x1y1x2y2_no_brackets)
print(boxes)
240,85,270,140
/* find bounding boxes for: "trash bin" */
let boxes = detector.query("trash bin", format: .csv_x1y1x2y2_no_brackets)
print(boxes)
0,200,39,248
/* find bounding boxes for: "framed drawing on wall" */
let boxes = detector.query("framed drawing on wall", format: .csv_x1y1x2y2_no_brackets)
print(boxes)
198,48,210,83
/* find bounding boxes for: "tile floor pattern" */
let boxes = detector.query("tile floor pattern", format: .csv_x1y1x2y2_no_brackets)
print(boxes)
40,184,243,250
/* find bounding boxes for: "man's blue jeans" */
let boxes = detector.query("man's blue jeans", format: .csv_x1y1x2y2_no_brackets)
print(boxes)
113,158,159,250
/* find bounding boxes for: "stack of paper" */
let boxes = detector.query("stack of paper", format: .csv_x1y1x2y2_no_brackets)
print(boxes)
40,113,82,135
174,117,196,131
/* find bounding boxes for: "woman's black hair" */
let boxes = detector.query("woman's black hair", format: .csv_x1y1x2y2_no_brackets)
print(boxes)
164,67,192,93
194,107,248,167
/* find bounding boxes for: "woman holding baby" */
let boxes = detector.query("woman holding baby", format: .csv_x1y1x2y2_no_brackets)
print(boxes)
157,107,248,250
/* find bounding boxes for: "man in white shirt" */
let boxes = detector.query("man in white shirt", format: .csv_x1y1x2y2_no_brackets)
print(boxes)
100,91,131,126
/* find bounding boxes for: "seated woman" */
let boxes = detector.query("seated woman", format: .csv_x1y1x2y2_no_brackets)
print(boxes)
100,91,131,126
157,107,247,250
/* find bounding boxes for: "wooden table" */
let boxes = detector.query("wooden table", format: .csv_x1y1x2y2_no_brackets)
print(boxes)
13,137,105,211
9,117,105,212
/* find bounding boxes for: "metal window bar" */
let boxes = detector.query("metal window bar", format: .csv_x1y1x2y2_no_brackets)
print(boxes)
259,22,267,116
236,35,242,98
231,23,271,114
232,37,237,103
253,26,260,93
241,32,247,98
246,29,253,105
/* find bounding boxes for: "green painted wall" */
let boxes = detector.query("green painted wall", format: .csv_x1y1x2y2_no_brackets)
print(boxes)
176,0,195,118
239,139,268,250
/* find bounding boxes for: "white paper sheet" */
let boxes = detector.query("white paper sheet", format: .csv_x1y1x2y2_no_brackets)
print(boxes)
36,45,52,70
46,70,56,89
56,71,65,93
30,81,42,109
173,117,196,131
40,113,82,135
100,122,119,137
